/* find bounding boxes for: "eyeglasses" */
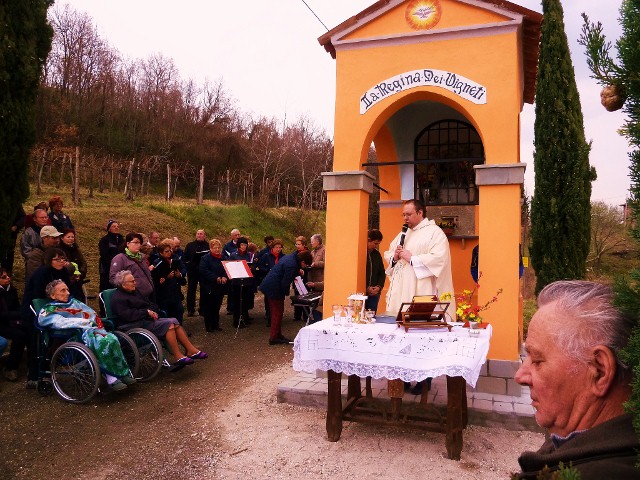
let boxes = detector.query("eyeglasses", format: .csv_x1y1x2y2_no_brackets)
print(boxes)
52,257,67,263
123,279,136,284
128,240,141,244
0,275,10,279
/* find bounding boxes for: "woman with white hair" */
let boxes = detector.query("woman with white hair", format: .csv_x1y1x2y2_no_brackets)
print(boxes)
110,270,207,371
39,280,135,391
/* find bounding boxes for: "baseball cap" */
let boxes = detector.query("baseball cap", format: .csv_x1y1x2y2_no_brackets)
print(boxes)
40,226,63,238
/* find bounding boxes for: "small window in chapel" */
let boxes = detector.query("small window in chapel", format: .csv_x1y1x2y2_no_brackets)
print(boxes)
415,120,484,206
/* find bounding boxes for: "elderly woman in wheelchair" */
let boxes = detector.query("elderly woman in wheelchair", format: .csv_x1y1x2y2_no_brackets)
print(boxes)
110,270,207,371
39,280,136,393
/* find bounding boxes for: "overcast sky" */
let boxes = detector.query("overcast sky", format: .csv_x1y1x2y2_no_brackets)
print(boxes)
58,0,630,205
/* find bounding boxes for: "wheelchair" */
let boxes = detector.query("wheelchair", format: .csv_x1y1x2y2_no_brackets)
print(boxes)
99,289,163,381
31,298,140,403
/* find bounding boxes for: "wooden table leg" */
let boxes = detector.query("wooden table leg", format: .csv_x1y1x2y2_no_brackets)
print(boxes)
387,379,404,420
462,385,468,428
445,376,465,460
347,375,362,400
326,370,343,441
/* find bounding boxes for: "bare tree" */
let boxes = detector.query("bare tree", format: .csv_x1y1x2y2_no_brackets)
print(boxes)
33,4,335,209
246,116,291,206
285,116,333,210
589,201,627,272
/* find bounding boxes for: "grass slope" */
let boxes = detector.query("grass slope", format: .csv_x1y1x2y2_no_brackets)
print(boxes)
13,187,325,306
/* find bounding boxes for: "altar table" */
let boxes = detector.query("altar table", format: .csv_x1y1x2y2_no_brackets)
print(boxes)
293,319,492,460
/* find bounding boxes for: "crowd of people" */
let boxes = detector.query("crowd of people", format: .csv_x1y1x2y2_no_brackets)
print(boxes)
1,197,640,476
0,196,335,391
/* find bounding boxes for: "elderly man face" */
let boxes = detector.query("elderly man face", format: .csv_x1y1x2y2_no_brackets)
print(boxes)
515,303,594,436
172,237,181,251
33,209,49,228
195,230,205,242
149,232,160,246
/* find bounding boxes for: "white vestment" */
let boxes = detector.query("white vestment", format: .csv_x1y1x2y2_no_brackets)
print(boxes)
383,218,456,320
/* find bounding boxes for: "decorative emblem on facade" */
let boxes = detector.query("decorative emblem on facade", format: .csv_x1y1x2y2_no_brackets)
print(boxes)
405,0,442,30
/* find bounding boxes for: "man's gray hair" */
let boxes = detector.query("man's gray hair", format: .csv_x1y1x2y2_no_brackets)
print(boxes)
311,234,322,244
538,280,633,380
113,270,132,288
230,228,240,235
45,279,66,299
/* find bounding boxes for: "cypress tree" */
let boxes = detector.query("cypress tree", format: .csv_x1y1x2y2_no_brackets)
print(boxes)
581,0,640,440
530,0,594,295
0,1,53,261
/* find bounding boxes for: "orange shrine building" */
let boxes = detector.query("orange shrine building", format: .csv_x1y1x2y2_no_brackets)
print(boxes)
319,0,542,392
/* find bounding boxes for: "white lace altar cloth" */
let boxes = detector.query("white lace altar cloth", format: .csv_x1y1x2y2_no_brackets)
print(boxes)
293,320,492,387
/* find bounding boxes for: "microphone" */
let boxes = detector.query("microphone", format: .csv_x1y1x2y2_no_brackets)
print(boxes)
392,223,409,267
399,223,408,246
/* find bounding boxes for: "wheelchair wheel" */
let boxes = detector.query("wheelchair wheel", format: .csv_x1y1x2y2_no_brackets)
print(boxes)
50,342,100,404
126,328,163,382
113,331,140,378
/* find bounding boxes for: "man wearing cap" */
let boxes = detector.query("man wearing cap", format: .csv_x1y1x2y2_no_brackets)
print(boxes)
24,226,63,282
20,208,50,259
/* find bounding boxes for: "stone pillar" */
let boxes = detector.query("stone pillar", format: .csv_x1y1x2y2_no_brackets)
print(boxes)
322,171,374,318
475,163,525,360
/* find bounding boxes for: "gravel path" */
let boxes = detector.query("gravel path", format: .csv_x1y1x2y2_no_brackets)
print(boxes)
212,363,543,480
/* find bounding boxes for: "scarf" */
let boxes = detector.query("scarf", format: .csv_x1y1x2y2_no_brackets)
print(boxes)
212,253,222,259
125,247,142,261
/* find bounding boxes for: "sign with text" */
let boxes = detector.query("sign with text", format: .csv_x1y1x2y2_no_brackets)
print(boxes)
360,69,487,114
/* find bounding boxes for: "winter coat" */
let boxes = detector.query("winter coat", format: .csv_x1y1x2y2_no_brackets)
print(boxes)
259,253,300,300
98,233,124,275
109,252,154,301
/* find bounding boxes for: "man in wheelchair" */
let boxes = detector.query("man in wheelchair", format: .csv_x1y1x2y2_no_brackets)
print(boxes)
39,280,135,391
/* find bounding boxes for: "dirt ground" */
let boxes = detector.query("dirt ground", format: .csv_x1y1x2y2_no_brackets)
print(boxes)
0,300,544,479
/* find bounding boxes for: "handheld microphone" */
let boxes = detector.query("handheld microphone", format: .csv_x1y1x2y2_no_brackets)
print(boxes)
392,223,409,267
399,223,408,247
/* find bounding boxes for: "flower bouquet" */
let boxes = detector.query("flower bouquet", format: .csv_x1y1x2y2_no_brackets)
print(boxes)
440,274,502,327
